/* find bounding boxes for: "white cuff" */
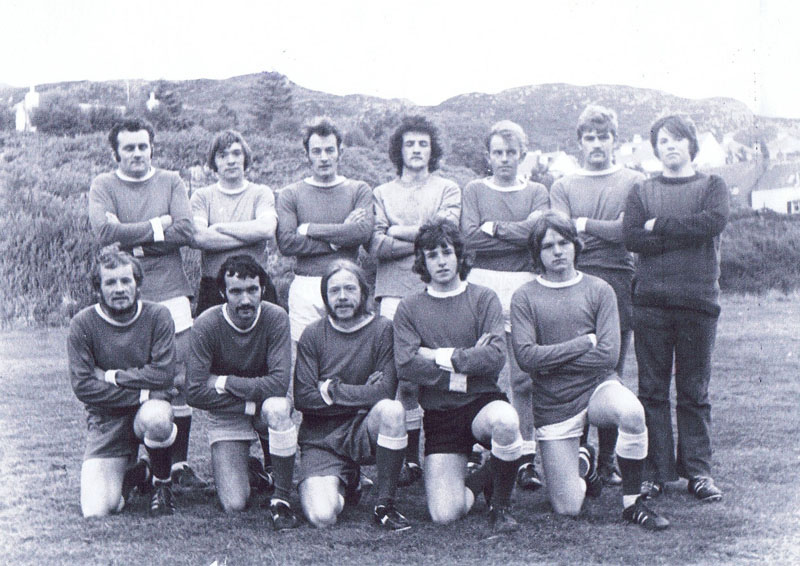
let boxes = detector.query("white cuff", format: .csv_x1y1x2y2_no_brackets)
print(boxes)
104,369,118,386
329,243,340,251
297,223,310,236
449,372,468,393
644,218,656,232
587,334,597,348
244,401,257,416
149,217,165,242
132,246,144,257
215,375,228,395
435,348,456,371
319,379,334,406
575,217,588,233
480,222,496,236
139,389,150,403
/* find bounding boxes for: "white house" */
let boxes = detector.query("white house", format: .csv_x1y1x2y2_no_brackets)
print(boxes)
14,85,39,132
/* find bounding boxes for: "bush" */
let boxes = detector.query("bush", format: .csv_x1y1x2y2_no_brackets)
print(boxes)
30,96,90,136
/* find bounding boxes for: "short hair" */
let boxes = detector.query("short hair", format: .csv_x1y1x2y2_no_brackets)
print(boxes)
215,255,270,295
649,114,699,161
206,130,252,172
108,117,155,161
576,104,618,140
485,120,528,153
320,260,372,317
527,211,584,274
302,116,343,153
388,115,445,176
91,245,144,292
413,218,473,283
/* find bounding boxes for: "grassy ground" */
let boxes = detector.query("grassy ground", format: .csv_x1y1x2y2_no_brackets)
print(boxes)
0,295,798,565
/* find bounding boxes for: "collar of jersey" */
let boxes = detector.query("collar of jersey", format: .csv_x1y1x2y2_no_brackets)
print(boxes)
216,180,249,195
536,272,583,288
94,301,143,327
426,281,468,298
222,303,262,333
327,313,375,334
483,178,527,192
116,168,156,182
304,175,347,188
575,164,622,177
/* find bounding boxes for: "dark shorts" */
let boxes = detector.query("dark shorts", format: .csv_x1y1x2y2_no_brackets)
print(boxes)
582,267,633,332
83,411,140,461
423,392,508,456
296,412,374,485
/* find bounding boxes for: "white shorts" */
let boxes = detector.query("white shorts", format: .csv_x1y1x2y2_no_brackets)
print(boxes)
535,380,618,441
288,275,325,342
467,268,534,332
379,296,402,321
159,296,193,333
207,412,260,446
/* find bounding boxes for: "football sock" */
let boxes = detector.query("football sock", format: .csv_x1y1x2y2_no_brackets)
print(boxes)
172,414,192,464
465,458,492,499
598,427,619,464
259,435,272,469
579,423,590,447
375,433,408,507
405,429,421,465
490,436,522,508
144,423,177,481
269,426,297,503
616,428,648,506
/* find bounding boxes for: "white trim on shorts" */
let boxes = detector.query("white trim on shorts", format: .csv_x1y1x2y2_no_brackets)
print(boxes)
288,275,325,342
535,379,618,441
160,296,193,333
379,296,401,321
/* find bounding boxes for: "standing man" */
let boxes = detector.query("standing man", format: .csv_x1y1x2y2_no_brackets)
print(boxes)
294,260,410,531
191,129,277,316
186,255,300,529
68,248,178,517
511,212,669,530
393,218,523,534
372,115,461,486
276,117,374,353
460,120,549,491
88,118,207,491
624,115,728,502
550,105,646,485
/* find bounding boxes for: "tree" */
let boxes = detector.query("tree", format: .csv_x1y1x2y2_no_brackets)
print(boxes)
251,72,293,130
30,95,90,136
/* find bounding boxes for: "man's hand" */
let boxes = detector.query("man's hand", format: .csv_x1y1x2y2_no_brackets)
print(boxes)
365,371,383,386
93,367,106,381
159,214,173,230
475,333,493,348
206,376,219,390
150,387,179,402
344,208,366,224
105,211,120,224
527,209,544,222
417,347,436,362
586,333,598,348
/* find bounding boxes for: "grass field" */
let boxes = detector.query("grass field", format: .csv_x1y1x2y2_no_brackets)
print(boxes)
0,295,798,565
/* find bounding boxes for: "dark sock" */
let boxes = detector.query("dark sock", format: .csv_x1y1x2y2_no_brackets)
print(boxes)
405,429,421,465
259,435,272,469
375,445,405,507
518,452,534,469
617,455,644,497
146,445,173,482
172,415,191,463
465,458,493,499
122,460,149,496
598,427,619,464
579,424,590,447
270,454,295,502
490,455,518,508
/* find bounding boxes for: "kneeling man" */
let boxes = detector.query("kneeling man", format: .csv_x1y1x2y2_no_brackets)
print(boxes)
68,248,179,517
294,260,410,531
393,218,522,534
510,212,669,530
187,255,299,530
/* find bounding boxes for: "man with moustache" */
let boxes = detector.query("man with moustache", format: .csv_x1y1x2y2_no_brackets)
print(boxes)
550,105,646,485
68,248,179,517
294,260,410,531
187,255,300,529
372,115,461,487
89,118,207,492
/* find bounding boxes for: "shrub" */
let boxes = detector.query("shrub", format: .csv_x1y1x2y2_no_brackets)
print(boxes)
30,96,90,136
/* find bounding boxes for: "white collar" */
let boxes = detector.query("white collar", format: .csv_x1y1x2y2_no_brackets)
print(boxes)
426,281,468,298
94,301,143,327
327,313,375,334
536,272,583,288
305,175,347,188
576,164,622,177
216,180,249,195
483,178,528,192
116,168,156,182
222,303,262,333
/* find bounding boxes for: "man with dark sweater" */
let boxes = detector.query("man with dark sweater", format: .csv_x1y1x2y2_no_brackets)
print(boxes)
394,218,522,534
550,105,646,485
372,115,461,487
461,120,549,491
623,115,729,503
89,118,207,491
511,212,669,530
187,255,300,529
68,248,178,517
294,260,410,531
276,117,373,352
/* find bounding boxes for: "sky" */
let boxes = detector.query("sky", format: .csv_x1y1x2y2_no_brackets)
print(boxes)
4,0,799,118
